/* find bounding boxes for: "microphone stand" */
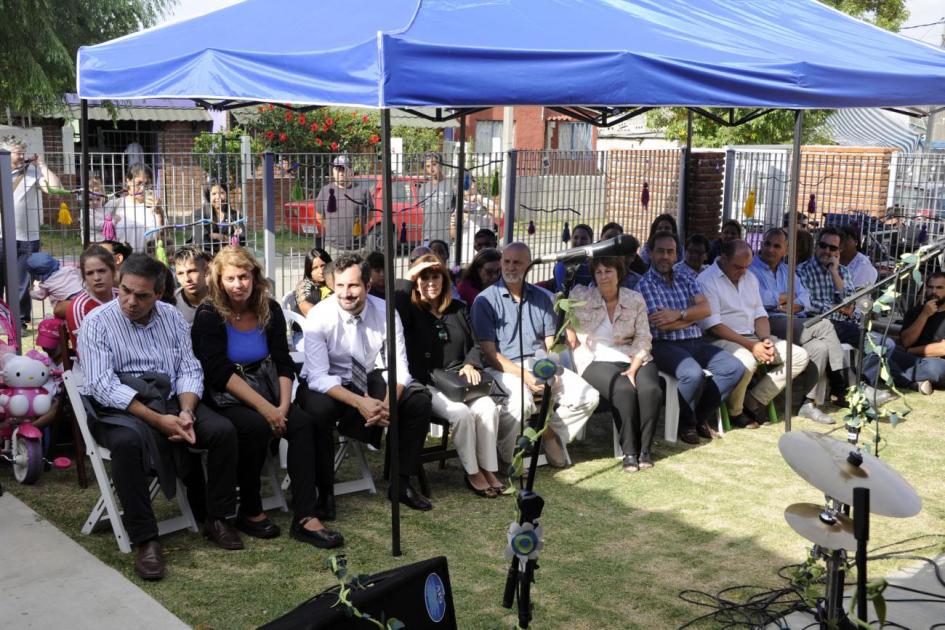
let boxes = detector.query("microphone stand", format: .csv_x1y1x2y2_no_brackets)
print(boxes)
502,259,581,629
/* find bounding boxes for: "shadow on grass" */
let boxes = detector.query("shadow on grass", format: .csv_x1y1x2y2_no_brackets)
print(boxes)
8,401,945,629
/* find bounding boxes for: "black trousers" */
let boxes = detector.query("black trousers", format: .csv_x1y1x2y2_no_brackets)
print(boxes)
207,403,276,517
93,402,237,544
582,361,661,457
283,401,336,521
295,371,431,487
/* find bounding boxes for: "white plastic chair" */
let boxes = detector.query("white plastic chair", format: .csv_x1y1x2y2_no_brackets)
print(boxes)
276,434,377,498
659,369,725,444
63,370,198,554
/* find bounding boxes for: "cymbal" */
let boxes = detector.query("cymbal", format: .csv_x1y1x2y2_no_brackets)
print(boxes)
778,431,921,518
784,503,856,550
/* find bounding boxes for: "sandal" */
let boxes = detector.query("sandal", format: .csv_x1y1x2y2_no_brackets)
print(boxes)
464,475,497,498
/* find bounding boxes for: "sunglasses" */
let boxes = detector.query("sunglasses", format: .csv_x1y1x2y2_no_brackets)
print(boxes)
817,242,840,252
433,319,449,343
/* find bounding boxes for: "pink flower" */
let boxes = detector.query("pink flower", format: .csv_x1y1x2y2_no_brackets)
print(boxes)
369,134,380,144
310,122,320,133
266,130,275,140
279,132,288,142
330,141,339,151
285,112,294,122
298,114,307,125
362,115,370,123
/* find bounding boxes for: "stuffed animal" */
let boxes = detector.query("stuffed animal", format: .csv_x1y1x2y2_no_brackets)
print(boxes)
0,354,53,419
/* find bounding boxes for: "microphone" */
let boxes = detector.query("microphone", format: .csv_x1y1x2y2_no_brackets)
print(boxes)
533,234,635,264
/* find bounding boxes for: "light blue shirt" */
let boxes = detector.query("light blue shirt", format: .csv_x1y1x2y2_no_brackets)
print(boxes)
748,256,812,317
471,280,556,362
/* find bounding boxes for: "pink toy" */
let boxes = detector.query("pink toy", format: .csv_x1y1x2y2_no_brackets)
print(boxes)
102,213,117,240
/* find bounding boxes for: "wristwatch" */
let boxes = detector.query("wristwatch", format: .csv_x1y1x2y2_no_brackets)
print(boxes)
180,408,196,421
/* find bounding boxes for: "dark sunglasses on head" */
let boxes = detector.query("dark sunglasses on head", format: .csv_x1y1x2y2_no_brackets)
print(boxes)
818,241,840,252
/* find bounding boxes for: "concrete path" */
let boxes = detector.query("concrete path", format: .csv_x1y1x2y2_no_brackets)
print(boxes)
0,492,189,629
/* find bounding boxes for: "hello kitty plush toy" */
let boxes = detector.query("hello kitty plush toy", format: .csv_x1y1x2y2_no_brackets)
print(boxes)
0,354,53,419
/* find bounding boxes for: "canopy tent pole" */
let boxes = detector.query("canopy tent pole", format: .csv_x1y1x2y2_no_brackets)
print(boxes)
678,108,694,242
783,109,804,433
1,150,23,351
454,114,467,267
381,109,402,557
81,99,90,247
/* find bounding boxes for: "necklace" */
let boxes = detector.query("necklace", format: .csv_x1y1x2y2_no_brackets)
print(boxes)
235,312,242,321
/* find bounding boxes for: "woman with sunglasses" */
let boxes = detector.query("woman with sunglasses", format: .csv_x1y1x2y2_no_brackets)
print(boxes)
395,254,505,498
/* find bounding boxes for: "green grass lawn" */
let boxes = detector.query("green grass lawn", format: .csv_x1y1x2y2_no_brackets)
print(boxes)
8,393,945,629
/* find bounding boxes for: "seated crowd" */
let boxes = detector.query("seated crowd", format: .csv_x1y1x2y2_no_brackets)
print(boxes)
37,210,941,582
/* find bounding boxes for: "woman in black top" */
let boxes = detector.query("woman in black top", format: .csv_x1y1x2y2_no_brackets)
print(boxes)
395,254,504,498
201,181,245,253
192,246,342,548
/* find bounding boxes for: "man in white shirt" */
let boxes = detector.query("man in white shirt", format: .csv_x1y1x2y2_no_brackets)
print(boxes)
698,240,809,428
1,136,61,326
839,224,878,290
298,253,434,512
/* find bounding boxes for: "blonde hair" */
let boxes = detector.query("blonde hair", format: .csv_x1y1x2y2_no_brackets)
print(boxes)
409,254,452,315
207,246,271,328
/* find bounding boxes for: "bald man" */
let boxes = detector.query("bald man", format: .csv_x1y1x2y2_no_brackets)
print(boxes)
697,240,809,428
470,242,599,467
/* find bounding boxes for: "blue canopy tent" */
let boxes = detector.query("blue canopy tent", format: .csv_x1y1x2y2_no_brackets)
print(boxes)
70,0,945,564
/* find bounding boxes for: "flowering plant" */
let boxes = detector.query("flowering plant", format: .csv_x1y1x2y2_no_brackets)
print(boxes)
249,105,381,153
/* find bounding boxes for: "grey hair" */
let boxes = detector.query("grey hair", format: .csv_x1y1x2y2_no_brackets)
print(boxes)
0,136,27,152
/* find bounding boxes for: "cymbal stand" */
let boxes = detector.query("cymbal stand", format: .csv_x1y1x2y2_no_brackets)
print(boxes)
816,496,855,629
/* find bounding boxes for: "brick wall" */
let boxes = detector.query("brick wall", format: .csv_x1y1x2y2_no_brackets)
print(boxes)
684,151,726,239
603,149,682,240
793,146,894,219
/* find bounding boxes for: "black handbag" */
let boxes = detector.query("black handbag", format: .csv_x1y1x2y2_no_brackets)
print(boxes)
209,356,279,407
431,368,494,403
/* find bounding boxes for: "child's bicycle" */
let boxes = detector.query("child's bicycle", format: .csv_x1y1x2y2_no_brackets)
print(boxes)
0,301,70,493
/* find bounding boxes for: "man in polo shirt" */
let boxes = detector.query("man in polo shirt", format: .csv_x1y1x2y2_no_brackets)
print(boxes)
797,226,895,400
471,242,599,467
314,154,374,254
894,271,945,394
636,231,745,444
172,247,211,325
698,240,809,428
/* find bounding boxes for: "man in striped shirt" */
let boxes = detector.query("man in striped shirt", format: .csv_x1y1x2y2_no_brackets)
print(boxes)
78,254,242,581
636,231,745,444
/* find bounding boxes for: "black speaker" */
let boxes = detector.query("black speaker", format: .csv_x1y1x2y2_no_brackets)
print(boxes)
259,556,457,629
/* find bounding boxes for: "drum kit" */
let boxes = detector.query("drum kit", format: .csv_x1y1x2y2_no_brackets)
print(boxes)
778,430,922,628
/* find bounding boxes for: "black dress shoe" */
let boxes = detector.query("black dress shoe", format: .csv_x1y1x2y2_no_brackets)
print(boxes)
680,429,701,444
313,495,336,522
235,514,281,539
204,518,245,550
389,482,433,511
290,518,345,549
134,539,166,581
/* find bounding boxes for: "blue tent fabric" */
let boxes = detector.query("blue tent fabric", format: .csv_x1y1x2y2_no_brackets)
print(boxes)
78,0,945,109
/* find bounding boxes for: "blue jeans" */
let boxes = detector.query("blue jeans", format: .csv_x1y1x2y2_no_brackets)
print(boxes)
885,350,945,389
0,239,40,323
651,338,746,431
831,319,897,387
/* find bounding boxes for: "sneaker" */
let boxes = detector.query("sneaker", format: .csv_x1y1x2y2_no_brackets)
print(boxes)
798,401,835,425
917,380,934,396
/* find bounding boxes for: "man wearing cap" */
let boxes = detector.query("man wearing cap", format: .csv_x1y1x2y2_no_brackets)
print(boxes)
314,155,374,255
419,152,456,246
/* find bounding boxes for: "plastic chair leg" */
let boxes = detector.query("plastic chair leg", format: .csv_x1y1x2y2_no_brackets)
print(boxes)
720,403,732,432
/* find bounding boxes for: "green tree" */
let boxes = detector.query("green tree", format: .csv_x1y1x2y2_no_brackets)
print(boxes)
0,0,176,116
646,0,909,147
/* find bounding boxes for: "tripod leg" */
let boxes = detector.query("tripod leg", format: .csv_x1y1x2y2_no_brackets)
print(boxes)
503,557,519,609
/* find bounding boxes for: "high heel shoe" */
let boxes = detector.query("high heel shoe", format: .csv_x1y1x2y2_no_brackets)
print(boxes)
464,475,497,498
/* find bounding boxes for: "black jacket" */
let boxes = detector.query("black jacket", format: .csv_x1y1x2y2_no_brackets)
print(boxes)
394,291,483,386
191,298,295,394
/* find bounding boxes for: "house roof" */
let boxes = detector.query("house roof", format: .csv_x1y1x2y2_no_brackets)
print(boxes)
62,94,212,122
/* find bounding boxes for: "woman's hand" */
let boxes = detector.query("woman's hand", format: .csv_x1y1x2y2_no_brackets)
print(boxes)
262,403,287,437
459,364,481,385
621,366,638,387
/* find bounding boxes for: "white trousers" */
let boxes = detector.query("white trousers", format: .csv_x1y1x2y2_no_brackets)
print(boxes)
487,359,600,463
428,386,500,474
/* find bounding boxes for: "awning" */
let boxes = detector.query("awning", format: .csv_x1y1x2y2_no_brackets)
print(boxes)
62,94,211,122
825,108,924,152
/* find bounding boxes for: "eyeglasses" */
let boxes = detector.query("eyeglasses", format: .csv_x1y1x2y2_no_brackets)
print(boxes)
817,242,840,252
433,319,449,343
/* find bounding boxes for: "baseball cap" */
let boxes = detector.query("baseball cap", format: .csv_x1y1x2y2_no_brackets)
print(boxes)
36,317,65,350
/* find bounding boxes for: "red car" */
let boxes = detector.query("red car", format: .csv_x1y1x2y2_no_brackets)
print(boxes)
284,175,425,246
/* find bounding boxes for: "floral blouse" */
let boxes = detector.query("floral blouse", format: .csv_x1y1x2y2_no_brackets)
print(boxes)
569,284,652,374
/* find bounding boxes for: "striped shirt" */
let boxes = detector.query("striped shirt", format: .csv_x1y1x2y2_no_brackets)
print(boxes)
67,288,119,349
797,257,854,322
636,267,704,341
77,299,204,409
